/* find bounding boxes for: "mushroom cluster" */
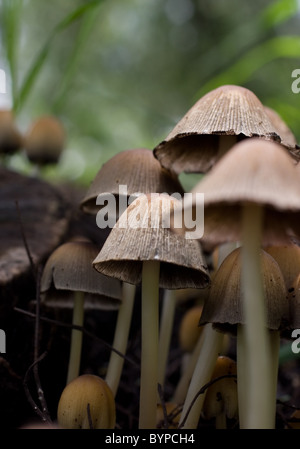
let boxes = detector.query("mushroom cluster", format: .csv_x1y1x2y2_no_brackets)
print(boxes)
21,83,300,430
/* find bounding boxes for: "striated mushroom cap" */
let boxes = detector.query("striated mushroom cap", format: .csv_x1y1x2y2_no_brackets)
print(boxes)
40,240,122,310
154,85,283,174
177,138,300,248
80,148,184,215
24,115,65,165
199,247,289,335
93,193,210,290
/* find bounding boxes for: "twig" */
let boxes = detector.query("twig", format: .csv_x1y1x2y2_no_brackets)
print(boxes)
15,200,36,279
15,200,51,422
14,307,139,368
23,352,52,424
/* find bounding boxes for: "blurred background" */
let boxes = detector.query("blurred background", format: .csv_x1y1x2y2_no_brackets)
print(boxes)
0,0,300,191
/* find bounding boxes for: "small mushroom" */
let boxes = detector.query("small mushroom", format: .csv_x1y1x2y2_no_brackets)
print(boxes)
57,374,116,429
199,248,289,429
24,115,65,166
202,356,238,429
93,193,210,429
80,147,184,217
40,238,122,385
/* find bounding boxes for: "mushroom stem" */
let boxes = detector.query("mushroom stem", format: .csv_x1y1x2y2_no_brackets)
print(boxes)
105,282,136,397
179,323,223,429
67,290,85,384
172,327,205,405
157,289,176,397
241,202,275,428
139,260,160,429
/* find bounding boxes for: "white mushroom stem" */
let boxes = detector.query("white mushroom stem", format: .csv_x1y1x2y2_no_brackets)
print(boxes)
139,260,160,429
157,289,177,396
105,282,136,397
241,202,275,428
179,323,223,429
67,290,85,384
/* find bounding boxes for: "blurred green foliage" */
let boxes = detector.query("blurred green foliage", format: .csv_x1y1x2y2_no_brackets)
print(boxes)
0,0,299,191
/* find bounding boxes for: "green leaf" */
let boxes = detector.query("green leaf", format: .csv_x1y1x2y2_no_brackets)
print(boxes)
260,0,299,28
14,0,103,114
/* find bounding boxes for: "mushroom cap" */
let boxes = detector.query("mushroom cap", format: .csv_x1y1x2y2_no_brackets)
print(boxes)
24,115,65,164
93,193,210,290
202,356,238,421
199,247,289,335
80,148,184,215
0,109,23,155
153,85,282,174
179,138,300,247
40,240,122,310
57,374,116,429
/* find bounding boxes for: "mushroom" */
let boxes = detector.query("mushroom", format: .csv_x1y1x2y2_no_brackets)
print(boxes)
80,147,185,398
199,247,289,428
202,356,238,429
40,238,122,385
57,374,115,429
176,137,300,428
24,115,65,166
153,84,284,175
93,193,210,429
80,147,184,217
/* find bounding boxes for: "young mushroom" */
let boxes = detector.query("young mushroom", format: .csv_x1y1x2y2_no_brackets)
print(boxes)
40,238,122,385
24,115,65,167
199,247,289,428
92,193,210,429
57,374,115,429
202,356,238,429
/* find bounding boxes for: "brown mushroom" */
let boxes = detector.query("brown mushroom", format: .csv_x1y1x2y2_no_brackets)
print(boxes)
57,374,116,429
24,115,65,165
202,356,238,429
40,238,122,385
153,85,282,175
